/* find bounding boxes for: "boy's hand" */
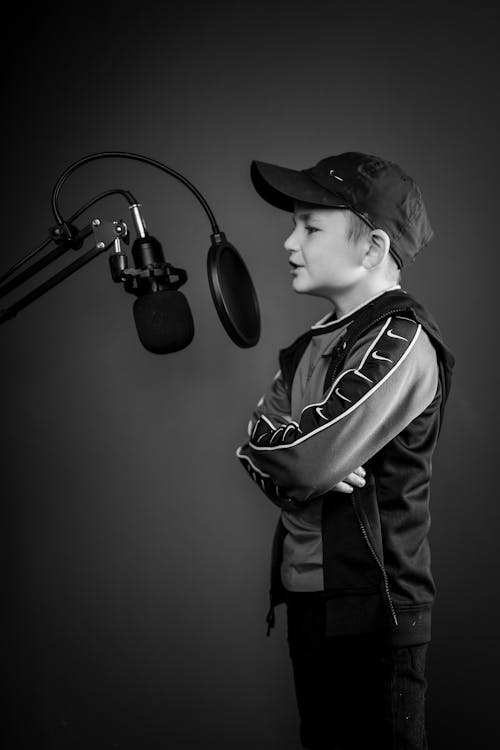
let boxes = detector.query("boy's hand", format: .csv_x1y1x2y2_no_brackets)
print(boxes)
331,466,366,493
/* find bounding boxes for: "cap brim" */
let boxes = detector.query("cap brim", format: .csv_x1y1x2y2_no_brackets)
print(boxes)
251,160,346,212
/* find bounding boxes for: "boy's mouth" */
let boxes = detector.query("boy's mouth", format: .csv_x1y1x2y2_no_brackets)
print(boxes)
289,260,303,268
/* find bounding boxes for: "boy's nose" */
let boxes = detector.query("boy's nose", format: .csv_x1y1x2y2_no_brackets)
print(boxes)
284,230,299,253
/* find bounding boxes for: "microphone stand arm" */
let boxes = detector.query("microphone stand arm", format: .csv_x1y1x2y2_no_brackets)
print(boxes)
0,188,139,296
0,224,93,300
0,219,127,325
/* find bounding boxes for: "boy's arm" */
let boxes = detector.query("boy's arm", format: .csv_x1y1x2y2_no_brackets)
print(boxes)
236,364,368,509
247,366,293,437
237,315,439,504
237,365,302,509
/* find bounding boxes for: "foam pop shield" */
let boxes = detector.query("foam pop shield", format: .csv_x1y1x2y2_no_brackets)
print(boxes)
207,232,260,348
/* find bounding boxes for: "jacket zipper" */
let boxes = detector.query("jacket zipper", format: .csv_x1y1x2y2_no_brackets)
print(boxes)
351,498,399,628
265,605,275,636
328,306,409,629
334,307,406,629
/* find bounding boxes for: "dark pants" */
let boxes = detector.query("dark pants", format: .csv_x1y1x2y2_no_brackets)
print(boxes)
286,592,428,750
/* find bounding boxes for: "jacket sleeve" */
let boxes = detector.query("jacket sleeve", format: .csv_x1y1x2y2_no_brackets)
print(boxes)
236,365,305,510
237,314,439,504
246,366,293,440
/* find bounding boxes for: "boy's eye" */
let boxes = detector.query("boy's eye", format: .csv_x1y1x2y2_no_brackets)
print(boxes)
305,225,319,234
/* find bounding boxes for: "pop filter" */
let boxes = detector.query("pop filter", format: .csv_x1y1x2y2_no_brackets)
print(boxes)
207,232,260,348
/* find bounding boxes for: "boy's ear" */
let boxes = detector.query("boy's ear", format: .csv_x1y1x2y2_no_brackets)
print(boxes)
362,229,391,270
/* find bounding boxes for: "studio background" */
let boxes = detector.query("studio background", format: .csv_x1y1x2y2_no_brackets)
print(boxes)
2,2,498,747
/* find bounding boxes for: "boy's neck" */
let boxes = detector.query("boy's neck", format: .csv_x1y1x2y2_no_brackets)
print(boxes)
331,281,401,320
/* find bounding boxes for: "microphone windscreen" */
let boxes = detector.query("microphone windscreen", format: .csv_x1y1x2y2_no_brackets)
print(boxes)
133,290,194,354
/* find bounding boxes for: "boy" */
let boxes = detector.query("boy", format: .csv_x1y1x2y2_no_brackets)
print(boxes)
236,152,454,749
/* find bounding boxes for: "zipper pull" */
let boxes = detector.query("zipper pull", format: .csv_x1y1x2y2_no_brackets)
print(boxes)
265,605,275,636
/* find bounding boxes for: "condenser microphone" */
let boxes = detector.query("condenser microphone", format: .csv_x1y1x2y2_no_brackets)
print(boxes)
121,229,195,354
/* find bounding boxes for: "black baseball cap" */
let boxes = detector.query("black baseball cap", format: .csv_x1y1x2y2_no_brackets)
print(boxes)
250,151,433,268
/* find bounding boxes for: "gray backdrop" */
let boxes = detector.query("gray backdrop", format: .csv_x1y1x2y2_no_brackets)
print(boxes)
2,1,498,747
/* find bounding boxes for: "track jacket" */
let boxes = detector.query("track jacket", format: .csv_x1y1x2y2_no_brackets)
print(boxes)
236,288,454,646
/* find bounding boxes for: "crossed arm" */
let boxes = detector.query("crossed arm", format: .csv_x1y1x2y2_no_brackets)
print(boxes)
236,315,439,509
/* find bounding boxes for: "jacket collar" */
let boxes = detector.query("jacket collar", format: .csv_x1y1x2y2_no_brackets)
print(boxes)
310,285,402,335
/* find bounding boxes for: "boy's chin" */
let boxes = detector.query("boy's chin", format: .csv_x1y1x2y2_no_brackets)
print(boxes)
292,278,319,296
291,277,309,293
292,279,333,301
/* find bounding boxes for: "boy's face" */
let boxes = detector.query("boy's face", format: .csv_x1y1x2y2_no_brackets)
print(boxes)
284,201,365,299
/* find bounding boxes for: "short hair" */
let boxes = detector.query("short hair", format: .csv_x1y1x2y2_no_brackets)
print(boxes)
342,209,401,284
343,209,373,245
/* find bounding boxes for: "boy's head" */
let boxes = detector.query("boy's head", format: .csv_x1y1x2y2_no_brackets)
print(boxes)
283,200,400,299
250,152,433,293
